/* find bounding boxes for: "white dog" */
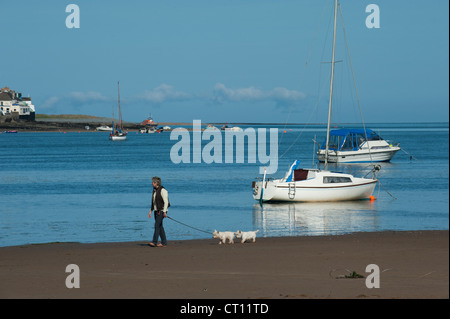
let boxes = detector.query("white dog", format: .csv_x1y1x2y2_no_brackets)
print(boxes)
212,230,235,244
235,230,259,243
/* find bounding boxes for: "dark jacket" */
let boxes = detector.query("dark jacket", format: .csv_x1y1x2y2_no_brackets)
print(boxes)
151,186,170,212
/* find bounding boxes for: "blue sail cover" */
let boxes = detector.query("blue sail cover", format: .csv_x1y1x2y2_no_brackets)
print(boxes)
319,129,380,151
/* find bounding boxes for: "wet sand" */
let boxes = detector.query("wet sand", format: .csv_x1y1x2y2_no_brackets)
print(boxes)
0,230,447,299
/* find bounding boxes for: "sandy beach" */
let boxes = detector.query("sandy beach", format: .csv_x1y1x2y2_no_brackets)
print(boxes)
0,230,447,299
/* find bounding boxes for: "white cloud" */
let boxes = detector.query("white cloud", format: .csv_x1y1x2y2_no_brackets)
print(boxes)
41,96,60,109
41,91,110,110
38,84,306,111
270,87,306,103
138,83,305,107
140,84,191,104
212,83,265,102
212,83,306,105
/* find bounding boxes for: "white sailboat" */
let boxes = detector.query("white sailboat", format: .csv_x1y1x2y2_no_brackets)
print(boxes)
109,81,127,141
252,160,378,202
252,0,378,202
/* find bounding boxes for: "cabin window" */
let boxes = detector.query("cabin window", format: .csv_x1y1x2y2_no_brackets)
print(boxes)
328,135,342,150
352,134,363,147
323,176,352,183
341,136,352,150
293,169,309,181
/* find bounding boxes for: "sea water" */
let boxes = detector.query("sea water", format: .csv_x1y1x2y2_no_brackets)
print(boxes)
0,123,448,247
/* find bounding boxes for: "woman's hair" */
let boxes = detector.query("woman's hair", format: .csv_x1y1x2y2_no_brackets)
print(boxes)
152,176,161,186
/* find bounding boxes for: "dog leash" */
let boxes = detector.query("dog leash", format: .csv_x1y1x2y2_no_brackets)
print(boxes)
166,216,212,234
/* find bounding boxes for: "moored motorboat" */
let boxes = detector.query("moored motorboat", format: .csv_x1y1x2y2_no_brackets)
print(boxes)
221,124,242,131
96,125,112,132
317,128,400,163
141,114,158,127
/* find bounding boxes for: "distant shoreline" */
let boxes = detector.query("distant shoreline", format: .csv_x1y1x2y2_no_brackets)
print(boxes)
1,114,448,132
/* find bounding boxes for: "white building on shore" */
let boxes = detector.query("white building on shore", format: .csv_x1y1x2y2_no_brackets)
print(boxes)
0,87,36,121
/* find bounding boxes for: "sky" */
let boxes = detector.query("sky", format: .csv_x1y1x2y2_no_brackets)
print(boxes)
1,0,448,124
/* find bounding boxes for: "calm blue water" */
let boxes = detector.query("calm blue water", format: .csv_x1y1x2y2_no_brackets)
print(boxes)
0,122,448,247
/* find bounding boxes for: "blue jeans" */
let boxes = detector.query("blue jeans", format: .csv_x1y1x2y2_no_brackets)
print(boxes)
152,211,167,245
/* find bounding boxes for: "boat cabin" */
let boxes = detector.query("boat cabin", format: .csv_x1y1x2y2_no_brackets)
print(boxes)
285,168,318,182
320,129,382,151
288,169,352,183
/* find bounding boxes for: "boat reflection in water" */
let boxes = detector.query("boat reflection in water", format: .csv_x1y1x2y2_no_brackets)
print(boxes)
252,200,378,237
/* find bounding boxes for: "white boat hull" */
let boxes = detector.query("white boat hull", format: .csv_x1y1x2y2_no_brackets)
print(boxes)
252,170,377,202
140,129,156,133
109,135,127,141
96,126,112,132
317,147,400,163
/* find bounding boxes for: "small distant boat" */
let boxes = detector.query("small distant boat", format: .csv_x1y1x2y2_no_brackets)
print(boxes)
139,114,160,133
4,130,18,133
221,124,242,132
96,125,112,132
317,128,401,163
110,130,127,141
140,127,157,134
205,124,219,131
140,126,168,134
109,81,127,141
141,114,158,127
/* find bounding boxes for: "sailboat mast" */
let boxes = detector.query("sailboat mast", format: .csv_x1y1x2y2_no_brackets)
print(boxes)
324,0,338,169
117,81,122,130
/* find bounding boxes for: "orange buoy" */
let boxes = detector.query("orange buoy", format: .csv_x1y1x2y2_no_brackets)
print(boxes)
369,195,376,201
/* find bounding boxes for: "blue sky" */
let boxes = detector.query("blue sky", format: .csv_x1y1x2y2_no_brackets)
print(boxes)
1,0,448,123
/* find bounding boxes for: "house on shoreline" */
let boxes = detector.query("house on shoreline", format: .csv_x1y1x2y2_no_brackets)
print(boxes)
0,87,36,121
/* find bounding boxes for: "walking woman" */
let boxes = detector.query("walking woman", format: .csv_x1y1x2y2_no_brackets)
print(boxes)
148,176,169,247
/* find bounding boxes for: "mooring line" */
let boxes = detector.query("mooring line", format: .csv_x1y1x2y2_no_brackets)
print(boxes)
377,179,397,200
